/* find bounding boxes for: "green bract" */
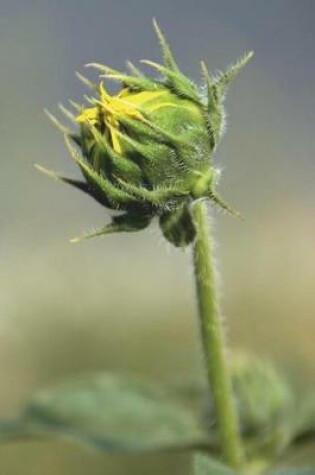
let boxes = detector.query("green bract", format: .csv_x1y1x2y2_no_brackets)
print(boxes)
38,20,252,246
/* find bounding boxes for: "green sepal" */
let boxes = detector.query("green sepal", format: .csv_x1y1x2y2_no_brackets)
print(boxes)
58,103,78,124
210,192,243,219
34,162,86,190
105,73,160,92
200,62,224,149
125,60,144,77
141,60,200,102
64,135,137,207
118,113,185,148
87,125,142,181
152,19,180,73
215,51,253,97
34,163,115,210
75,71,98,91
44,109,72,135
117,179,188,207
68,99,82,112
159,203,196,247
70,212,152,243
114,128,160,162
86,63,159,91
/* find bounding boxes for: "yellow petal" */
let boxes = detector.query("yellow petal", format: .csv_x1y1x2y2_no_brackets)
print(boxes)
76,106,99,124
123,90,168,106
108,124,122,154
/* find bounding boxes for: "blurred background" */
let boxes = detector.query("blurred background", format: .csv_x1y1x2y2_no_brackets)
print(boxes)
0,0,314,473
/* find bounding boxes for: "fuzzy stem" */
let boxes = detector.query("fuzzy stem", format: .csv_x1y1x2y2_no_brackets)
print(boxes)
192,201,244,470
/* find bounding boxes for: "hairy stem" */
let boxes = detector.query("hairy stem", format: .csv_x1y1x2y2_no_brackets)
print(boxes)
192,201,244,470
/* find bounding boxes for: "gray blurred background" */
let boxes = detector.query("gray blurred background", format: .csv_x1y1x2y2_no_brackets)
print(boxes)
0,0,314,473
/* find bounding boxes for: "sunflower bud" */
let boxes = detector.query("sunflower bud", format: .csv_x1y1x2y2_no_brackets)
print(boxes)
38,20,252,246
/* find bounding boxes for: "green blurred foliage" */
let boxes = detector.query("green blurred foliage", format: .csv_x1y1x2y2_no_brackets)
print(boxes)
1,0,314,473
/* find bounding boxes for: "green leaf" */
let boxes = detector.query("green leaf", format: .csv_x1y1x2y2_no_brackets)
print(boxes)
0,355,297,460
292,392,315,444
0,373,211,452
266,468,315,475
193,453,236,475
70,213,152,243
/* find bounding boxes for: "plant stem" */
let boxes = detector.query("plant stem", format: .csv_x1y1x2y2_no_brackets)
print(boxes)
192,201,244,470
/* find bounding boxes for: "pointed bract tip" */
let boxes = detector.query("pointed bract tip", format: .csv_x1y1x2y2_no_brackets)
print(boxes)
34,163,58,180
211,191,244,220
229,50,254,74
85,63,111,74
64,133,75,152
75,71,97,90
152,18,165,44
200,61,211,81
70,227,107,243
34,162,46,173
126,60,143,77
152,17,159,32
69,100,82,112
151,18,179,72
58,103,77,123
44,108,72,135
85,62,101,69
44,107,56,122
70,231,97,243
64,134,78,160
238,50,254,69
152,18,166,43
140,59,163,70
245,50,254,61
215,50,254,94
69,236,81,244
200,60,208,73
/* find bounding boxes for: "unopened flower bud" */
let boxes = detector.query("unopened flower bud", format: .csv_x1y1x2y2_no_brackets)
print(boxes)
38,20,252,246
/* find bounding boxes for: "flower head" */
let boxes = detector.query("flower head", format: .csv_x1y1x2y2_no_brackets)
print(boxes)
38,20,252,246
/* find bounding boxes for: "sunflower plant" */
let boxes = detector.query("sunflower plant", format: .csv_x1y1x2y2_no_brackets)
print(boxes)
0,20,314,475
37,19,248,246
